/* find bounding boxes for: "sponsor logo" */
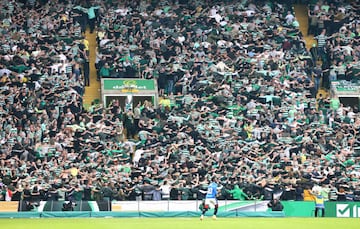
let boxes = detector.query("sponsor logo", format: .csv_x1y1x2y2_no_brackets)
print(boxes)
336,204,360,218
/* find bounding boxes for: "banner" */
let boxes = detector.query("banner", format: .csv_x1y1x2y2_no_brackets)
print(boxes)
0,201,18,212
111,200,269,212
18,201,110,212
103,79,155,92
111,200,315,217
325,202,360,218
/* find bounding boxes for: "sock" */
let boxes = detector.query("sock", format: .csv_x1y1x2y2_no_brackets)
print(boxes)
214,204,218,216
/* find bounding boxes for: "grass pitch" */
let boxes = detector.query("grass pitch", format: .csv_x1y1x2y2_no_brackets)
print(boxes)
0,217,358,229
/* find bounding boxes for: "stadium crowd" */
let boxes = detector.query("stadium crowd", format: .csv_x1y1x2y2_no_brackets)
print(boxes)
0,0,360,205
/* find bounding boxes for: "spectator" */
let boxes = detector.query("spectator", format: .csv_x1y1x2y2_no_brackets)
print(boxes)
226,184,249,201
267,198,284,212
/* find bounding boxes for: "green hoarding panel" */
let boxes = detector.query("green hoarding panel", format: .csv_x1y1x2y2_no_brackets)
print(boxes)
282,201,315,217
325,202,360,218
0,212,41,218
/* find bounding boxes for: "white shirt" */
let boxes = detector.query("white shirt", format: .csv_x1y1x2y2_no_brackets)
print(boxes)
99,38,111,47
213,13,222,23
209,7,217,16
178,36,185,44
160,184,171,198
133,149,144,164
246,10,255,17
285,14,295,24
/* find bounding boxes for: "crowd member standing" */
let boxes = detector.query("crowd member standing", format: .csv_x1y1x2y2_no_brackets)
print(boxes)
83,55,90,87
267,198,284,212
314,190,325,217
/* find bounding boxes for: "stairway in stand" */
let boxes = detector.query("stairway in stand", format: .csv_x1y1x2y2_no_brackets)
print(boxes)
83,30,101,109
293,4,314,50
293,4,329,99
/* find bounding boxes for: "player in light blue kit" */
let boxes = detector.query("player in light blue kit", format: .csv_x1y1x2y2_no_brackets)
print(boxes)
200,177,221,220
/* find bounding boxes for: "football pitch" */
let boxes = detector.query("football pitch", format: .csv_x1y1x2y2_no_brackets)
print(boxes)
0,217,358,229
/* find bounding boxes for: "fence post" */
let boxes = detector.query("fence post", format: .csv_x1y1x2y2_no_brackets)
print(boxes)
19,200,22,212
137,198,140,217
225,198,227,211
195,199,198,212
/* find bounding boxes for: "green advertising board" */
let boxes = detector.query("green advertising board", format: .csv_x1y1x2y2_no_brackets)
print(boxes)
331,80,360,96
103,79,155,92
325,201,360,218
281,201,315,217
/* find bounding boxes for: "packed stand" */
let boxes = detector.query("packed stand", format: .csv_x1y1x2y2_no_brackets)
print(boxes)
0,0,88,202
0,0,359,205
308,0,360,87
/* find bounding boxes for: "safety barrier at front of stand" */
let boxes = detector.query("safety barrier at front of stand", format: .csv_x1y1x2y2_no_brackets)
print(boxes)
1,199,318,218
0,211,285,218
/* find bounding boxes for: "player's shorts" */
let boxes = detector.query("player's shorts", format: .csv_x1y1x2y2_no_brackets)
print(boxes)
204,198,218,209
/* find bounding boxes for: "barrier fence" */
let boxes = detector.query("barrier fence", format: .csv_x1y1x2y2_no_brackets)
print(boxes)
0,200,358,218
